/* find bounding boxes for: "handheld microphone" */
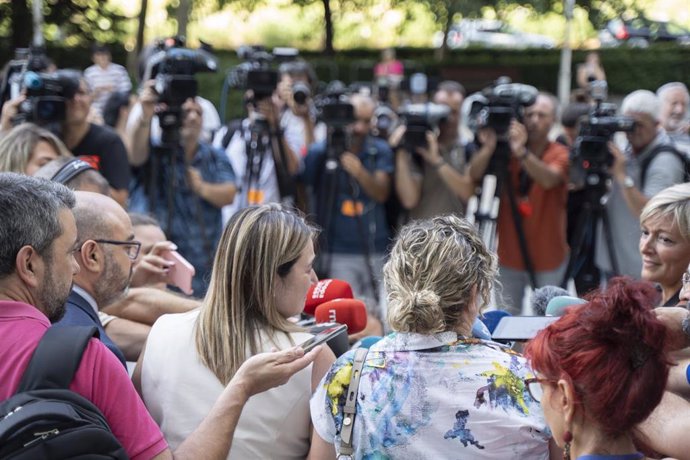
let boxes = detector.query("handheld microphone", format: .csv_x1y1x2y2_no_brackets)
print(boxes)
545,296,587,317
532,285,570,316
314,298,367,334
304,279,353,316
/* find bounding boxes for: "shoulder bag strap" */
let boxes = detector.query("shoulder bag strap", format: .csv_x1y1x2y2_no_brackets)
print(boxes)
338,347,369,458
16,326,99,393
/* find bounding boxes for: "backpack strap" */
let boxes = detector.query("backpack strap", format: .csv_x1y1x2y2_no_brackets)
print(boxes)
338,347,369,459
16,326,99,393
640,143,689,190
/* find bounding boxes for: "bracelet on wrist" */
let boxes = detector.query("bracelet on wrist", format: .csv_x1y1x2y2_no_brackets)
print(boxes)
518,149,530,161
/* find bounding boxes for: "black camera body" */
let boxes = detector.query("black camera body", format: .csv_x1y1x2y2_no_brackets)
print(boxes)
314,82,355,158
470,79,538,136
398,102,450,152
15,70,80,126
226,46,279,102
143,43,217,145
572,106,635,177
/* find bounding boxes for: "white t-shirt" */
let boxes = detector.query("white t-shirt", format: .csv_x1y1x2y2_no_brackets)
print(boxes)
126,96,220,144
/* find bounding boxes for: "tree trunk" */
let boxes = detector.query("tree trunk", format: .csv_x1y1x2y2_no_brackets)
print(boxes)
176,0,192,39
136,0,149,57
434,7,452,61
12,0,32,49
322,0,334,55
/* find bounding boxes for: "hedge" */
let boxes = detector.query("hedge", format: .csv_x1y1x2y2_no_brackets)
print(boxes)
2,44,689,121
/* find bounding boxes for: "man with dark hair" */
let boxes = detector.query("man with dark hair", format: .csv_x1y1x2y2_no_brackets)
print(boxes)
0,172,322,459
393,80,474,220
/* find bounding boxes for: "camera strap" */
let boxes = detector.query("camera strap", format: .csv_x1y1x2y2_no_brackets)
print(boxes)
338,347,369,459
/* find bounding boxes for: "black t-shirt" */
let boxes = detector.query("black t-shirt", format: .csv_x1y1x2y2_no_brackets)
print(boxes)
70,123,130,190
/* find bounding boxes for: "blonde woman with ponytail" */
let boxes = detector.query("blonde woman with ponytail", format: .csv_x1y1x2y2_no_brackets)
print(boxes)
139,204,336,459
311,215,561,459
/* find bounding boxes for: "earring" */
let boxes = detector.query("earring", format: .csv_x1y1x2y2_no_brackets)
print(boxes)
563,431,573,460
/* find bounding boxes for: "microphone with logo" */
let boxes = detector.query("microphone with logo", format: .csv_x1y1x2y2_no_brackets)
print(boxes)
300,279,368,356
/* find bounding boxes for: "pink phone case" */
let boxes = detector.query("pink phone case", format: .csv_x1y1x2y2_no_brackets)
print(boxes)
164,250,196,295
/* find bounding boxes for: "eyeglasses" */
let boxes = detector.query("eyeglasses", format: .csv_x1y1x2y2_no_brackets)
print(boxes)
524,377,556,403
92,239,141,260
682,272,690,286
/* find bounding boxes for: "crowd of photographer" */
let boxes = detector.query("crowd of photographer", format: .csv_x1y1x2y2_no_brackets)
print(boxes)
3,36,690,459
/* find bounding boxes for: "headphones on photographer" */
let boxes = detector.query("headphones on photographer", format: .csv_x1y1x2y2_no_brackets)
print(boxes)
50,159,95,185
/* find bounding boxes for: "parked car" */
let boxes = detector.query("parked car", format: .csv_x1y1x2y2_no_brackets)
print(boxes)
433,19,556,50
599,17,690,47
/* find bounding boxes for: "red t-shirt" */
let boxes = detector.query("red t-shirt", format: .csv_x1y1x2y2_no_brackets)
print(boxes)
497,142,570,271
0,301,167,460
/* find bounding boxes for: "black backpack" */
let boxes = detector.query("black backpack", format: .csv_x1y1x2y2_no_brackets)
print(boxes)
640,143,690,189
0,326,128,459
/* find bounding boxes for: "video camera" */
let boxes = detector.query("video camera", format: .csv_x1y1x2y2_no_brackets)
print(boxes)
226,46,300,103
398,102,450,152
0,47,79,128
142,38,218,145
15,70,80,126
314,82,355,159
571,81,635,184
467,77,538,137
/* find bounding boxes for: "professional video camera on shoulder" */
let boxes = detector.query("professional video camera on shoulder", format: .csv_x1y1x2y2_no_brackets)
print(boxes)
0,47,80,128
468,77,538,137
398,102,449,152
142,36,218,145
571,80,635,183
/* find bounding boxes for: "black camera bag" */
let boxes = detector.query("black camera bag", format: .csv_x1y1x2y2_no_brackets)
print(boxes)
0,326,127,459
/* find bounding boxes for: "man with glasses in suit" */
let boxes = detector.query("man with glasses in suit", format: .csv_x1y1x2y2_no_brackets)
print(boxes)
54,191,142,367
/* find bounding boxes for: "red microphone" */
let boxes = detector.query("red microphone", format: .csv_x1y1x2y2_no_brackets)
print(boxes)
304,279,353,316
314,298,368,334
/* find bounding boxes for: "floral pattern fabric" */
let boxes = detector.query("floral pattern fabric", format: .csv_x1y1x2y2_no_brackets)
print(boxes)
311,331,551,459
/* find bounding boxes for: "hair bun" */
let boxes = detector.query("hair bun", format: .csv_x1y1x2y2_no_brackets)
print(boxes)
413,290,441,310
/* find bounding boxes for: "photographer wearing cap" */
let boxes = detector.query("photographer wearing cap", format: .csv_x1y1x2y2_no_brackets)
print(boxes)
469,92,569,313
596,90,687,279
392,81,474,220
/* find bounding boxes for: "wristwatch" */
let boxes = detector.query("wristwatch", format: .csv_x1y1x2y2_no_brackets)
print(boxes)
622,176,635,189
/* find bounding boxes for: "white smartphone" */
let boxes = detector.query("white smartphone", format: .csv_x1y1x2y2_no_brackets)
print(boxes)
300,324,348,352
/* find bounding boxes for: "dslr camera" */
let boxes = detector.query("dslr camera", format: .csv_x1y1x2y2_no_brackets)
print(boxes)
142,38,218,145
398,102,450,152
571,81,635,189
468,77,538,137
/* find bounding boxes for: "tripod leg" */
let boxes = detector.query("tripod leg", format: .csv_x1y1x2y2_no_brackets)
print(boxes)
601,207,620,276
560,204,593,288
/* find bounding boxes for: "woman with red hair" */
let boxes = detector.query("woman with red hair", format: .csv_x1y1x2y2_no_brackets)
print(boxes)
524,277,670,460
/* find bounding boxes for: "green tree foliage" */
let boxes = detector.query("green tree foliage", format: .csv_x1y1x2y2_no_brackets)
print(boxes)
0,0,131,49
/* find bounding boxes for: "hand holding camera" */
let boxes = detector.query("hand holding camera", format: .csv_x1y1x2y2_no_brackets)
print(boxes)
508,119,528,158
415,131,442,166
